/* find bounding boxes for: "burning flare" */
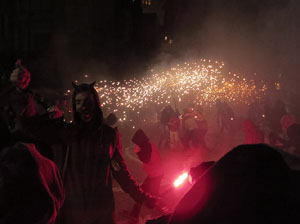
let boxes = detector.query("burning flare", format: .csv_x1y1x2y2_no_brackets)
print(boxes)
173,172,189,188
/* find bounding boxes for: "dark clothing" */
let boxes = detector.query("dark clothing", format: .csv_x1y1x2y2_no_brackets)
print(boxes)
132,129,152,163
62,125,149,224
160,106,175,126
189,161,215,183
23,115,150,224
132,129,164,178
0,82,52,158
0,143,64,224
0,83,44,133
132,129,150,148
140,175,163,196
0,119,12,148
170,144,300,224
182,129,206,148
131,175,163,219
21,83,152,224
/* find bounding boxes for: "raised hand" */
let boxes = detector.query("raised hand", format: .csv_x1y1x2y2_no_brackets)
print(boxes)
10,59,31,90
47,105,64,120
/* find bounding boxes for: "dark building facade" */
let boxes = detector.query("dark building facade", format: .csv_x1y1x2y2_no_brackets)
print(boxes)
0,0,63,55
0,0,163,86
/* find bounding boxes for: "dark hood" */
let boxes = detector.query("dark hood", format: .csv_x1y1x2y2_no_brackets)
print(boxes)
132,129,149,147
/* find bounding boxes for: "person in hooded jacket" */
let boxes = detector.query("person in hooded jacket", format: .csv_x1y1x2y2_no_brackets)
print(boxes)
21,82,159,224
130,129,164,221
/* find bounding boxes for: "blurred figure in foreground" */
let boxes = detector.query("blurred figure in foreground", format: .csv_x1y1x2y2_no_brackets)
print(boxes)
170,144,300,224
147,144,300,224
0,143,64,224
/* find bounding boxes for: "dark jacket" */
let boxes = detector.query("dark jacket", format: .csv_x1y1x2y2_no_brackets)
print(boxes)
22,84,150,224
132,129,164,178
0,80,52,158
0,143,64,224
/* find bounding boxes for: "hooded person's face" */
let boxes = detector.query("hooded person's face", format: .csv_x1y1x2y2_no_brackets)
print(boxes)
75,91,96,123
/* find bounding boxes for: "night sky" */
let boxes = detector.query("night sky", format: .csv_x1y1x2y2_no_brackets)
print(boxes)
1,0,300,90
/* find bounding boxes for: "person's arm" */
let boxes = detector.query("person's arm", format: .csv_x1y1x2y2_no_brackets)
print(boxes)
111,131,154,204
21,114,80,145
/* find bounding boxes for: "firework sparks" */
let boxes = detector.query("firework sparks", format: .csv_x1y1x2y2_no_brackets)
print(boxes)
63,59,266,122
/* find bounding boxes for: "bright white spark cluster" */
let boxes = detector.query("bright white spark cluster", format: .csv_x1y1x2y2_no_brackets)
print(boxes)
64,59,266,122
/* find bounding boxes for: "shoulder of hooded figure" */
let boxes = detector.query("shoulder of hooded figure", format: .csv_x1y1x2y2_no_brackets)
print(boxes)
102,123,115,132
101,123,114,134
101,123,119,143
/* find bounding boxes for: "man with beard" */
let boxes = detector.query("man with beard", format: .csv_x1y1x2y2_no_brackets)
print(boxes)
22,82,159,224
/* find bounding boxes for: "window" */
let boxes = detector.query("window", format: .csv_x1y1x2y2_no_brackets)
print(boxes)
142,0,152,6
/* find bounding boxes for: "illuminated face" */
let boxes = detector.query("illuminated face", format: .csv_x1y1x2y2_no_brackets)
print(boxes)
75,91,96,123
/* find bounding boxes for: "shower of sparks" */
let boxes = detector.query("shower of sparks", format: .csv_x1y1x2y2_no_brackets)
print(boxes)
63,59,267,122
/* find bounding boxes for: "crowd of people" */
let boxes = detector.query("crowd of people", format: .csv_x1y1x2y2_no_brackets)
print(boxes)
0,62,164,224
158,104,209,152
1,61,300,224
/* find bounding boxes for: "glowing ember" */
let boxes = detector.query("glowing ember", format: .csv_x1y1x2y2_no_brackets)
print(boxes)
173,172,189,188
63,59,267,122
